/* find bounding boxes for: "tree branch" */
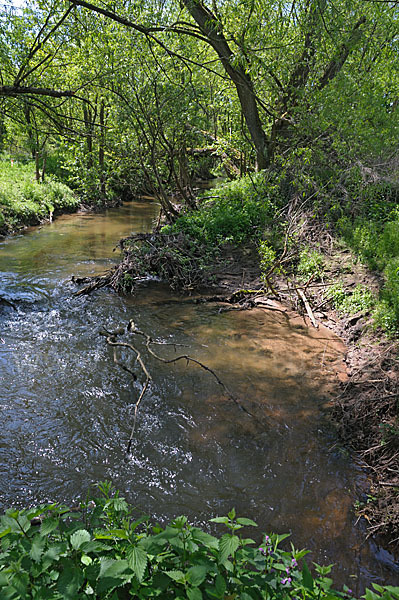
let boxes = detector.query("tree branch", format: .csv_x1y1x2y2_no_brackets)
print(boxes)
0,85,75,98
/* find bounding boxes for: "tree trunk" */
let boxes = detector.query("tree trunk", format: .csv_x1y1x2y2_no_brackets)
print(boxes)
99,100,106,197
181,0,270,169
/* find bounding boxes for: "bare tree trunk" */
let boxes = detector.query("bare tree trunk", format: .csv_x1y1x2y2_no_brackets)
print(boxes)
181,0,270,169
99,100,106,196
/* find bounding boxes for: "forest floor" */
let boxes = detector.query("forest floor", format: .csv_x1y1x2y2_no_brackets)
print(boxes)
202,239,399,557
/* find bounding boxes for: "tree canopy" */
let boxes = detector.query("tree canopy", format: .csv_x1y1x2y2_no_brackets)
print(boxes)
0,0,398,206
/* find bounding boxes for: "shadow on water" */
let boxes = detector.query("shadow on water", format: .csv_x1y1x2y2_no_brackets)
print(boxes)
0,199,398,592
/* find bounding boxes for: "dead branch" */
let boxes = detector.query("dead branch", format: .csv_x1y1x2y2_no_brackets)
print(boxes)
101,321,257,455
296,288,318,328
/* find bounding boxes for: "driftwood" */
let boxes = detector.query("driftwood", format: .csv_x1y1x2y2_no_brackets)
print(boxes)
101,321,257,455
0,296,17,310
73,232,216,296
296,288,318,328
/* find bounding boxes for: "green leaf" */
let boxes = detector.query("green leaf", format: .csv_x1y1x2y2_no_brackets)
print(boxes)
383,587,399,598
228,508,236,520
96,528,128,540
11,572,29,596
40,517,59,536
364,590,380,600
219,534,239,563
43,542,68,564
302,561,314,590
81,540,112,553
215,574,226,598
99,558,130,579
70,529,91,550
165,570,186,583
187,588,203,600
0,528,11,539
236,518,257,527
191,528,219,548
187,565,207,587
0,572,9,587
127,546,147,582
30,535,46,562
209,517,229,525
57,563,84,599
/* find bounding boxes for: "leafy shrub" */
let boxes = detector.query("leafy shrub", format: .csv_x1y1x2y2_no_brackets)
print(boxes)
297,246,325,279
0,158,78,233
372,300,398,336
164,173,280,246
350,221,381,270
377,222,399,263
381,258,399,321
0,483,398,600
327,283,375,315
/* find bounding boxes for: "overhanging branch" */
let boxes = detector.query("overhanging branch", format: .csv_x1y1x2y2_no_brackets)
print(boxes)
0,85,75,98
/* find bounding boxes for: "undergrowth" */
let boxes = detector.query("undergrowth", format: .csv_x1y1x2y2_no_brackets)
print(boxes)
337,213,399,334
0,482,397,600
162,173,281,247
0,158,79,235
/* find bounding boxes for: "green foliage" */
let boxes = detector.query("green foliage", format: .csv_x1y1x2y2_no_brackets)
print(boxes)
259,241,277,280
337,210,399,333
0,158,79,234
327,283,375,315
0,483,398,600
297,247,325,280
372,300,398,337
164,173,280,247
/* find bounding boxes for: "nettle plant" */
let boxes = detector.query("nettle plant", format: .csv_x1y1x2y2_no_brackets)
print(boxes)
0,483,398,600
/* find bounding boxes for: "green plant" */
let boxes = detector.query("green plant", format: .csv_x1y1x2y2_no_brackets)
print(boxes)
163,173,281,247
327,283,375,315
372,300,398,336
2,484,398,600
259,240,277,280
297,246,325,280
0,157,79,234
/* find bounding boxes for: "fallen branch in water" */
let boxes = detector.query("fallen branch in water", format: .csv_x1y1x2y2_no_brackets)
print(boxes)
0,296,17,310
101,321,256,454
73,232,217,296
296,288,319,329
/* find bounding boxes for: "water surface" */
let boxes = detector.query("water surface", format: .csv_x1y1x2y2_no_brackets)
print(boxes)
0,200,397,592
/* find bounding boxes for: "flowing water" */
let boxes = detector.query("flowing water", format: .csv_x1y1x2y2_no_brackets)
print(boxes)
0,200,398,592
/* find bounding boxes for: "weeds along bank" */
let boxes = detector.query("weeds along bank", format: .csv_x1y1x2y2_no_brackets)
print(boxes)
0,482,397,600
0,158,80,236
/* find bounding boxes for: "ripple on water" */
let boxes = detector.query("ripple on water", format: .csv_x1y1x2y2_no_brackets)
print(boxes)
0,202,398,590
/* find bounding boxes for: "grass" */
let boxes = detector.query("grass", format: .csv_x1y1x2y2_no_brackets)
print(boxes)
0,157,79,235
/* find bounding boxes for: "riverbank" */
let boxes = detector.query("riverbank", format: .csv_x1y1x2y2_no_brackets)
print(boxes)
75,192,399,559
73,216,399,557
0,158,80,236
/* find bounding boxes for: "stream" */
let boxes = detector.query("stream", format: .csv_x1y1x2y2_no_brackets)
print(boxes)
0,199,398,592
